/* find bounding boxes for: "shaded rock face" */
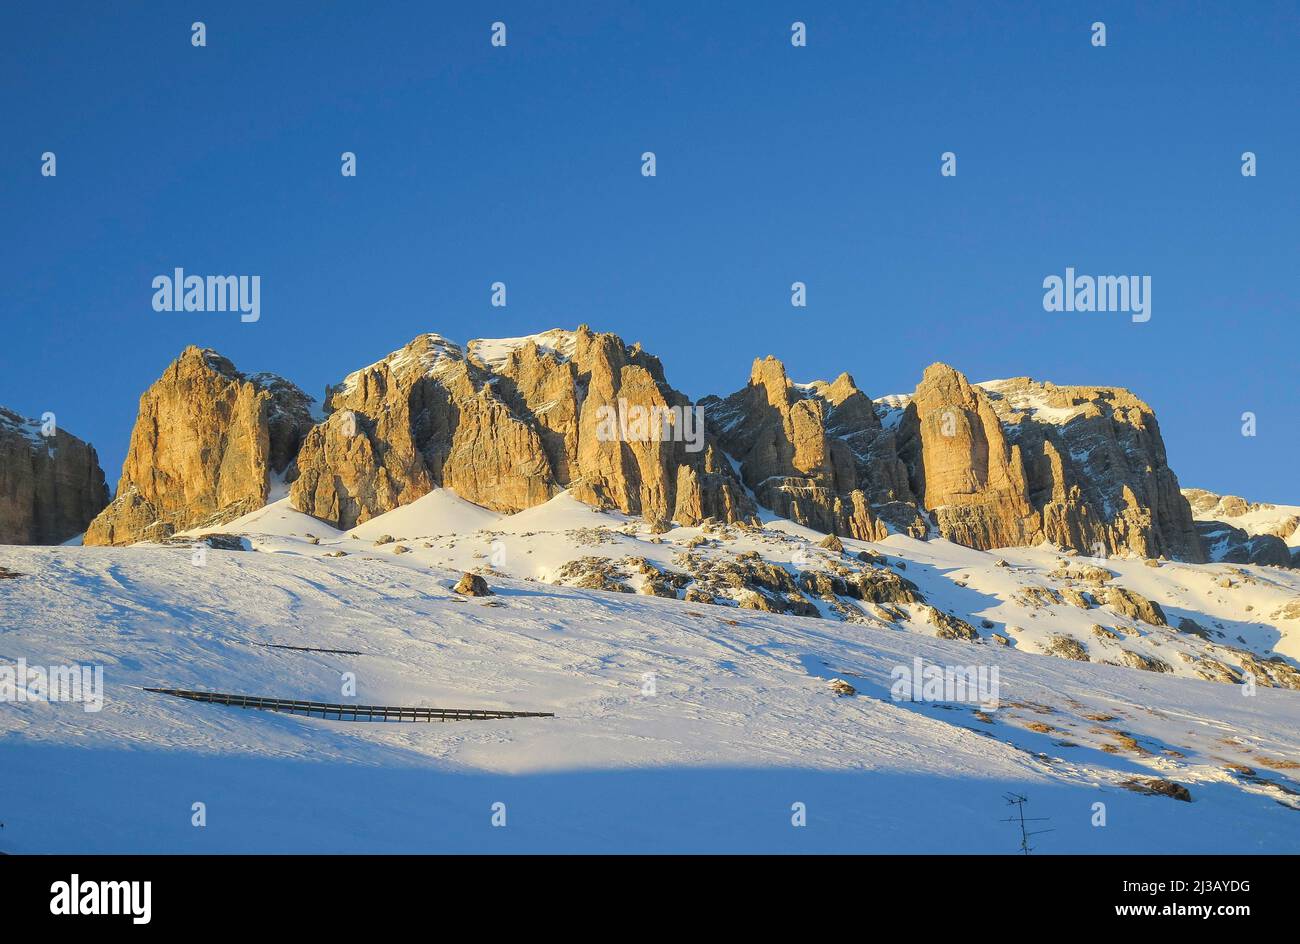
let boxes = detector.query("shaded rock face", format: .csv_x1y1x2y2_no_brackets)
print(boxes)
290,326,756,530
702,357,924,541
976,376,1205,562
1195,520,1293,567
84,347,314,546
1182,488,1298,567
0,407,108,544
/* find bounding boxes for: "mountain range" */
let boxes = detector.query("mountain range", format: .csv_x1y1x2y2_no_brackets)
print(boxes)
3,325,1293,569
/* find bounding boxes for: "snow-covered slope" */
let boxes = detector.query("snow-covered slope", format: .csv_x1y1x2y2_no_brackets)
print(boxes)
182,489,1300,688
3,500,1300,852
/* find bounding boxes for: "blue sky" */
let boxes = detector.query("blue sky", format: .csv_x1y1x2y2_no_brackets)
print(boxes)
3,1,1297,501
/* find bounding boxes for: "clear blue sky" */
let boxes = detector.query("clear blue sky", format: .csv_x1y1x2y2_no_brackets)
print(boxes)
3,2,1296,501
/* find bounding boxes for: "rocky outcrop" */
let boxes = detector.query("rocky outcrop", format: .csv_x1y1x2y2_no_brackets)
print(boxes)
0,407,108,544
705,358,1204,561
891,368,1204,559
703,357,923,540
1184,488,1300,541
291,327,756,530
1194,520,1293,567
84,347,314,546
896,365,1041,549
1183,488,1298,567
976,376,1204,562
702,356,1206,561
290,334,556,526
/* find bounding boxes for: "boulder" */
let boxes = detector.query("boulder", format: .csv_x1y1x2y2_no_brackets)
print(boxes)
453,572,492,596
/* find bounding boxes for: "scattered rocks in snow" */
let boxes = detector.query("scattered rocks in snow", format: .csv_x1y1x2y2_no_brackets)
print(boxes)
818,534,844,553
1049,563,1113,585
1103,586,1167,626
1060,587,1094,609
638,575,678,598
1120,778,1192,802
181,533,248,551
1271,600,1300,621
924,606,980,642
373,535,396,546
552,557,632,593
828,678,857,696
738,588,819,617
1111,649,1172,674
392,545,410,555
1236,653,1300,690
454,573,492,596
1043,635,1089,661
0,566,25,579
1192,657,1241,684
1097,729,1151,756
1090,624,1120,640
1014,586,1062,608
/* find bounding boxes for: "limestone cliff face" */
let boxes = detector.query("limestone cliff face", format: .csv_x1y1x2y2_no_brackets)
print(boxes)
0,407,108,544
289,326,756,530
567,326,752,529
83,347,314,546
703,357,924,541
896,365,1041,549
976,376,1205,562
706,356,1203,561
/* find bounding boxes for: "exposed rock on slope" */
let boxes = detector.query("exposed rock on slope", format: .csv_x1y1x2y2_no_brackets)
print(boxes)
84,347,314,546
0,407,108,544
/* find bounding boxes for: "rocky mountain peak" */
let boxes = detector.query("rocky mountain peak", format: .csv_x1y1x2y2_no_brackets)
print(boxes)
0,406,108,544
83,347,315,545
